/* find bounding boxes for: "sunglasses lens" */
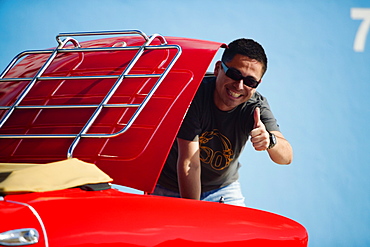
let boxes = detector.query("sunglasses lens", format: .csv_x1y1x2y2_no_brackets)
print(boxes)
243,77,259,88
225,68,242,81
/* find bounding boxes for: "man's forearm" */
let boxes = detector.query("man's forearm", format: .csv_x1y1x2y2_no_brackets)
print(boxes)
176,138,202,200
267,131,293,165
177,160,201,199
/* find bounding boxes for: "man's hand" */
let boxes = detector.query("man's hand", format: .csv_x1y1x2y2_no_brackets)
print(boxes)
250,107,293,164
250,107,270,151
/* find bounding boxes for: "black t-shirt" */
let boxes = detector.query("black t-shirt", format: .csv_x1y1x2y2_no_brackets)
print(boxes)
158,76,280,192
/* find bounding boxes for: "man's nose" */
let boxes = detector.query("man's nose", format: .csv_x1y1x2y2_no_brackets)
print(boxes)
234,80,244,90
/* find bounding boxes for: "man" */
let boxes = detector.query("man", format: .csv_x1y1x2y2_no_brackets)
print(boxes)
153,38,293,206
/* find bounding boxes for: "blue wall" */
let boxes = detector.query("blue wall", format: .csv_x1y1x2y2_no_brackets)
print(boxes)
1,1,369,246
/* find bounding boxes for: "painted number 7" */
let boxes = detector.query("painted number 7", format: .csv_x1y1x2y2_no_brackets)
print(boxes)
351,8,370,52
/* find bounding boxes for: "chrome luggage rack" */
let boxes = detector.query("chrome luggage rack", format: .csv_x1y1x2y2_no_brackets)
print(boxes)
0,30,182,159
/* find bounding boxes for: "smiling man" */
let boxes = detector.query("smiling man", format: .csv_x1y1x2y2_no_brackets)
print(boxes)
154,38,293,206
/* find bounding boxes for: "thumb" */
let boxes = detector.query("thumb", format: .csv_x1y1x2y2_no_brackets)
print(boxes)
253,107,261,128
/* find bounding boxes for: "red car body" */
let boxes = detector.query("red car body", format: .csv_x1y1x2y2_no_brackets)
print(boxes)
0,30,308,246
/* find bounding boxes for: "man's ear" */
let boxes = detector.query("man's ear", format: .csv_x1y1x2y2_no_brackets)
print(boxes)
214,60,221,76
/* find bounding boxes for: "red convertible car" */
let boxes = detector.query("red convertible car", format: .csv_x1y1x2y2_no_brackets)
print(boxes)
0,30,308,246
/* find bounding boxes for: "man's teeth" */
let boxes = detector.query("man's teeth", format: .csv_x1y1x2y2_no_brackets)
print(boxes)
228,89,241,98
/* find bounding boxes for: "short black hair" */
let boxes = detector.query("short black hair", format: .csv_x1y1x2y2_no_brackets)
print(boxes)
222,38,268,77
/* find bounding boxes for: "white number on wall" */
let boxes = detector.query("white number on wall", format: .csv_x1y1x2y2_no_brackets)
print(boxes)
351,8,370,52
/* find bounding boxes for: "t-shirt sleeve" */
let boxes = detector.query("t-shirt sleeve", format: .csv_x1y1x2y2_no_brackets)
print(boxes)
177,95,202,141
259,95,280,132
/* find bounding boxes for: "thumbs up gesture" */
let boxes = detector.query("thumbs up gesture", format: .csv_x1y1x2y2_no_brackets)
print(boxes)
250,107,270,151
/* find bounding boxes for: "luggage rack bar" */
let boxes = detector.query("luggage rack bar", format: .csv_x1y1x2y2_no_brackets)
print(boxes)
0,30,182,159
1,74,161,82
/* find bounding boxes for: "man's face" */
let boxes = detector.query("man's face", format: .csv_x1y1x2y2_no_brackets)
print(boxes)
213,54,263,111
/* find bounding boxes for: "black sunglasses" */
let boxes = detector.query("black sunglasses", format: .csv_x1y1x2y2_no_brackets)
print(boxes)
221,61,260,88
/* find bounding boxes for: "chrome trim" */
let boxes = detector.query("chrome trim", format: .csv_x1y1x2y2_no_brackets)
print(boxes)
56,29,150,44
0,30,182,159
66,34,180,158
5,201,48,247
0,74,161,82
0,103,141,111
0,37,78,129
0,228,39,246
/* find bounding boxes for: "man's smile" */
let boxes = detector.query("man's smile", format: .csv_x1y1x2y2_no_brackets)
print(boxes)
226,88,243,98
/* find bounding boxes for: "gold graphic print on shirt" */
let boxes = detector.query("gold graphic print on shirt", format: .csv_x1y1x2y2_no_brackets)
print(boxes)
199,130,233,170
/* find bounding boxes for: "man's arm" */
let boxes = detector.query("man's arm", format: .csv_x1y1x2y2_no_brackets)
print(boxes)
267,131,293,164
250,108,293,164
176,137,201,199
